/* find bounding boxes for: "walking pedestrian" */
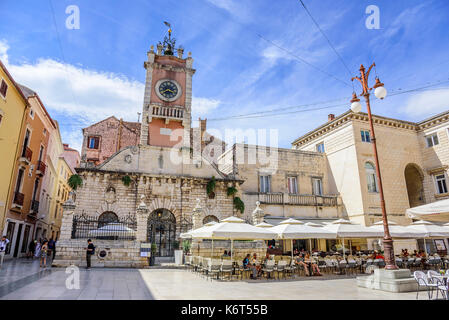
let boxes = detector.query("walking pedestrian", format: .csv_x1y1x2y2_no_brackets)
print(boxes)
0,236,10,268
40,240,48,268
27,240,36,259
47,238,55,260
85,239,95,269
34,240,41,259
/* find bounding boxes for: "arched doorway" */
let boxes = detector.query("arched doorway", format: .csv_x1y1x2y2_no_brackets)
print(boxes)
202,215,219,225
147,209,176,257
404,163,425,208
98,211,119,228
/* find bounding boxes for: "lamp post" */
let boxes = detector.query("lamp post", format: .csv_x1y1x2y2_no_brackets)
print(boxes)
351,63,397,270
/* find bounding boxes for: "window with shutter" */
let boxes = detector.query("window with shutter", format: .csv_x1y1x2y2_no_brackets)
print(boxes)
0,79,8,98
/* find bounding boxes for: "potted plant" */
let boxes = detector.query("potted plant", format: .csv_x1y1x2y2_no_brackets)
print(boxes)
122,175,132,187
149,243,157,266
182,240,191,255
173,240,183,265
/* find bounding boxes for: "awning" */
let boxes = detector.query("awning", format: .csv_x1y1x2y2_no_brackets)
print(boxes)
406,199,449,222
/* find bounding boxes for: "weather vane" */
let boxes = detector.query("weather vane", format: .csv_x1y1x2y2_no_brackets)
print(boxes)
160,21,176,55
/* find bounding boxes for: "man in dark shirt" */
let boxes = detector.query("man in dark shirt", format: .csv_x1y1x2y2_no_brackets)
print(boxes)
86,239,95,269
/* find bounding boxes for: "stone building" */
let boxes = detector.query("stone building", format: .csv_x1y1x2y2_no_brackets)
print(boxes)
54,34,242,268
81,116,141,166
292,111,449,253
218,143,346,252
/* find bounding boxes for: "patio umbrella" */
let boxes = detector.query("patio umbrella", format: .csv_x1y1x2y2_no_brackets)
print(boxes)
403,220,449,254
255,222,274,228
322,219,383,257
368,220,425,238
88,223,136,238
180,221,218,256
268,218,336,260
190,216,276,264
406,199,449,222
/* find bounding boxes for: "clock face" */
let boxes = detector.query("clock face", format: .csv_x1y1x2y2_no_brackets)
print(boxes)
158,80,179,100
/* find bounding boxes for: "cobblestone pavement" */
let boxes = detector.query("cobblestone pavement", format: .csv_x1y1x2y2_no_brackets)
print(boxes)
0,261,420,300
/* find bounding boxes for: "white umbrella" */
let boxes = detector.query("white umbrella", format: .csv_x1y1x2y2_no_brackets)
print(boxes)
191,216,276,263
268,218,336,259
255,222,274,228
368,220,425,238
88,223,135,238
406,199,449,222
404,220,449,255
322,219,384,257
181,221,218,256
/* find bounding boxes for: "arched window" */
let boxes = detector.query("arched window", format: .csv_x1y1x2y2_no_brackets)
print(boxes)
203,215,219,225
365,162,378,193
98,211,119,228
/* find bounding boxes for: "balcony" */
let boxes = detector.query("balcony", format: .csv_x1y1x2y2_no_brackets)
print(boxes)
19,147,32,165
29,200,39,217
151,106,184,120
13,192,24,208
247,192,339,207
36,161,47,176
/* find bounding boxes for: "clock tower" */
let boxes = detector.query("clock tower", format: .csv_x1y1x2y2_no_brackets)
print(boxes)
140,30,195,149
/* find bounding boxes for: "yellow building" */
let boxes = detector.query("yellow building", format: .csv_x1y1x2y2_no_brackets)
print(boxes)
46,134,75,240
0,60,28,233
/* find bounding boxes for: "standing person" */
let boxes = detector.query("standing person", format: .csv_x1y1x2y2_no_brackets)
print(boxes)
85,239,95,269
40,240,48,268
47,238,55,260
0,236,10,269
52,239,57,260
27,240,36,259
34,240,41,259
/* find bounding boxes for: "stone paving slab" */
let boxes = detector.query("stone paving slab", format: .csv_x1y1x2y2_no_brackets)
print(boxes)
0,262,422,300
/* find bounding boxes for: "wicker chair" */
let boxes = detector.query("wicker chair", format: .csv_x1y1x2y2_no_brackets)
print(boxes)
276,260,288,280
220,260,233,281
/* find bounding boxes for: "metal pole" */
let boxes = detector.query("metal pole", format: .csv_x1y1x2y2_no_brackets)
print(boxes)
291,239,293,260
353,63,397,270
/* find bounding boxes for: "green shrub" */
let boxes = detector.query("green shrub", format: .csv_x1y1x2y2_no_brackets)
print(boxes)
233,197,245,214
67,174,83,190
206,176,216,196
227,186,237,196
121,175,132,186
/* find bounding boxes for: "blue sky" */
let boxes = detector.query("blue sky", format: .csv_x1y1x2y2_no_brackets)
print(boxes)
1,0,449,151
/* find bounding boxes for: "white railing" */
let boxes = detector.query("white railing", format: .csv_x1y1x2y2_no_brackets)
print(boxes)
152,106,184,119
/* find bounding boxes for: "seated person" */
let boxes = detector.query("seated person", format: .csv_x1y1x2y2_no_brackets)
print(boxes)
304,253,322,276
243,254,250,269
403,249,409,257
251,253,261,278
375,252,384,260
222,250,228,258
264,253,271,263
295,254,310,276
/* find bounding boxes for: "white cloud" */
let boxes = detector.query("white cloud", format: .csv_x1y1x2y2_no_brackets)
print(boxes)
1,39,220,152
192,96,221,117
205,0,251,21
402,88,449,117
0,40,9,65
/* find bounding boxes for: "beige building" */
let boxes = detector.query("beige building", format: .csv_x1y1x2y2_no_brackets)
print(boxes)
292,110,449,228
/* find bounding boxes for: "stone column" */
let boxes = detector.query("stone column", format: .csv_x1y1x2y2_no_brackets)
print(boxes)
60,195,76,241
252,201,265,225
136,195,149,242
192,198,203,230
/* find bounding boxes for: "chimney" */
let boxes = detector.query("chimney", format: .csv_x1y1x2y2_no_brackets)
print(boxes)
63,143,69,148
328,114,335,122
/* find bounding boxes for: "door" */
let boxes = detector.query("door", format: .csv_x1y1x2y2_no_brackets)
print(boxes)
13,224,23,258
5,222,15,255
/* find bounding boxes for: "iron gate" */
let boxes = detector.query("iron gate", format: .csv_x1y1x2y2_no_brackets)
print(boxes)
147,209,176,257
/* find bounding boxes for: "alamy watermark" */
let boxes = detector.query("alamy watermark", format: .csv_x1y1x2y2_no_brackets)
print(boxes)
65,265,80,290
66,5,80,30
365,5,380,30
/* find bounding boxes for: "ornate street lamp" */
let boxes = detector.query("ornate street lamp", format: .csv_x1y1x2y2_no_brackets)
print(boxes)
351,63,397,270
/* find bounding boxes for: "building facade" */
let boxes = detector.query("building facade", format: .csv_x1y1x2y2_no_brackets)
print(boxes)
4,84,55,258
0,60,29,236
54,36,241,268
81,116,140,166
292,110,449,227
